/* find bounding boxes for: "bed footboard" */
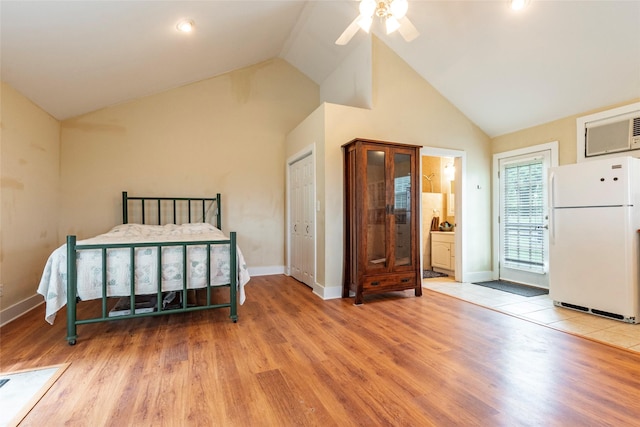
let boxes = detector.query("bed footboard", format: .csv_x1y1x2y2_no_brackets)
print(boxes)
65,232,238,345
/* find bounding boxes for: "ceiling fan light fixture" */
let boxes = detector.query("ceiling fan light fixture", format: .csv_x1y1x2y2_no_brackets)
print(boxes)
386,16,401,34
336,0,419,45
359,0,377,17
390,0,408,20
357,15,374,33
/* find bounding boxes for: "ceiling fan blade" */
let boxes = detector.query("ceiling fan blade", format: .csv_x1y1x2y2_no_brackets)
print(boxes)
398,16,420,42
335,17,361,45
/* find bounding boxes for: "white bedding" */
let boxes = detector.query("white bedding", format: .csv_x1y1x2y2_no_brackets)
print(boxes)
37,223,250,324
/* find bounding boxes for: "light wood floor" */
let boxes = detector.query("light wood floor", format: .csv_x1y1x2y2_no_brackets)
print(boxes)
3,275,640,425
424,277,640,352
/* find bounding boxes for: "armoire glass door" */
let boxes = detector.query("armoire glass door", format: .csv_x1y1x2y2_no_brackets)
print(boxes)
393,152,412,267
366,149,386,267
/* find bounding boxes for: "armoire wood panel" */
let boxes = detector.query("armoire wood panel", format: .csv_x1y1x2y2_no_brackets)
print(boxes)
342,138,422,304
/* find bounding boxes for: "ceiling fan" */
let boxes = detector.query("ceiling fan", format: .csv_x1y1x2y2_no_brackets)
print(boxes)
336,0,419,45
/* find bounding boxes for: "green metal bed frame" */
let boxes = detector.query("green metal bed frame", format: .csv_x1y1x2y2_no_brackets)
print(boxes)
65,192,237,345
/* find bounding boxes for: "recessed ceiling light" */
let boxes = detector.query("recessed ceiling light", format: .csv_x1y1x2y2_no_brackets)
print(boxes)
510,0,530,11
176,19,195,33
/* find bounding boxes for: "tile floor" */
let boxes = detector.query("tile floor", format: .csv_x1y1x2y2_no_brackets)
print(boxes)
423,277,640,353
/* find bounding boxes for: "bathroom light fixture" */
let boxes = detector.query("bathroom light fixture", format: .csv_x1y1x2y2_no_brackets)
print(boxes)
176,19,195,33
444,163,455,181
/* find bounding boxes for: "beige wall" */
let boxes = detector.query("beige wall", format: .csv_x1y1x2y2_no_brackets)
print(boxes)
1,81,60,312
59,59,319,270
286,38,493,295
7,37,631,315
325,40,493,287
492,98,640,164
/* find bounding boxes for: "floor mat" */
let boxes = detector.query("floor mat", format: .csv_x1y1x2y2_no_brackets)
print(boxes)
0,363,70,426
472,280,548,297
423,270,448,279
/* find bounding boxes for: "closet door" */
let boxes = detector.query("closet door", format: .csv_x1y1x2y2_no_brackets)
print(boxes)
290,153,315,288
300,154,315,287
291,159,303,281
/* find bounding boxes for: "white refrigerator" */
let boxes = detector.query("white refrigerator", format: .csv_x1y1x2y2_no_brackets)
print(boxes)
549,156,640,323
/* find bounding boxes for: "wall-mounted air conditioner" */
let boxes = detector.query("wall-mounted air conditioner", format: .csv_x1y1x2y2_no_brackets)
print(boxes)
577,102,640,162
586,114,640,157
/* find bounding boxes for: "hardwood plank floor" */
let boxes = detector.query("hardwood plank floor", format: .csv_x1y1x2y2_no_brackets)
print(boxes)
2,275,640,425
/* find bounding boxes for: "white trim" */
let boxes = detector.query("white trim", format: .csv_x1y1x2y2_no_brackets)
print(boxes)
420,147,466,282
285,144,317,288
576,101,640,163
457,270,493,285
249,265,285,276
0,294,43,327
492,141,559,281
312,284,343,300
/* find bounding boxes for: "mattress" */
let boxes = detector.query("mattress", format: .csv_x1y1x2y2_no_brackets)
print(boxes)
37,223,250,324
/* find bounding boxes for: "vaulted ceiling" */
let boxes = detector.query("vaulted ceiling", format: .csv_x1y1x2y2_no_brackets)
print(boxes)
1,1,639,137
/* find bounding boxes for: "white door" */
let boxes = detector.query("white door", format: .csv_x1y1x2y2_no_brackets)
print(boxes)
289,153,315,288
498,150,551,288
291,159,303,281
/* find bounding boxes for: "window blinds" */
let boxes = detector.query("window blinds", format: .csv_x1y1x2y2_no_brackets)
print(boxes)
502,159,545,272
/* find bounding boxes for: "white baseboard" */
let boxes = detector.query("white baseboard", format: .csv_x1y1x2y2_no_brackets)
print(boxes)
0,265,286,327
312,283,342,300
248,265,285,276
460,270,494,284
0,266,286,327
0,294,43,327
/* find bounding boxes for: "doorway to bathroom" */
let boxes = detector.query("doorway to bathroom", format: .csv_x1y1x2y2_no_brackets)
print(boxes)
420,147,464,282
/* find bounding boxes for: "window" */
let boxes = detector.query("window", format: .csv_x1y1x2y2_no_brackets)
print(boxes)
502,159,545,272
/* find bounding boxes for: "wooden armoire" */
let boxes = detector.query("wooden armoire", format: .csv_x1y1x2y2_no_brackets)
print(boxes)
342,138,422,304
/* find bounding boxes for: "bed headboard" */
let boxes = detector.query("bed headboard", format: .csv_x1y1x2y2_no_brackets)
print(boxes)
122,191,222,230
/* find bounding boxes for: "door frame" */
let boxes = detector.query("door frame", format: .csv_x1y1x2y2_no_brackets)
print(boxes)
286,143,316,287
420,147,466,283
492,141,558,282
